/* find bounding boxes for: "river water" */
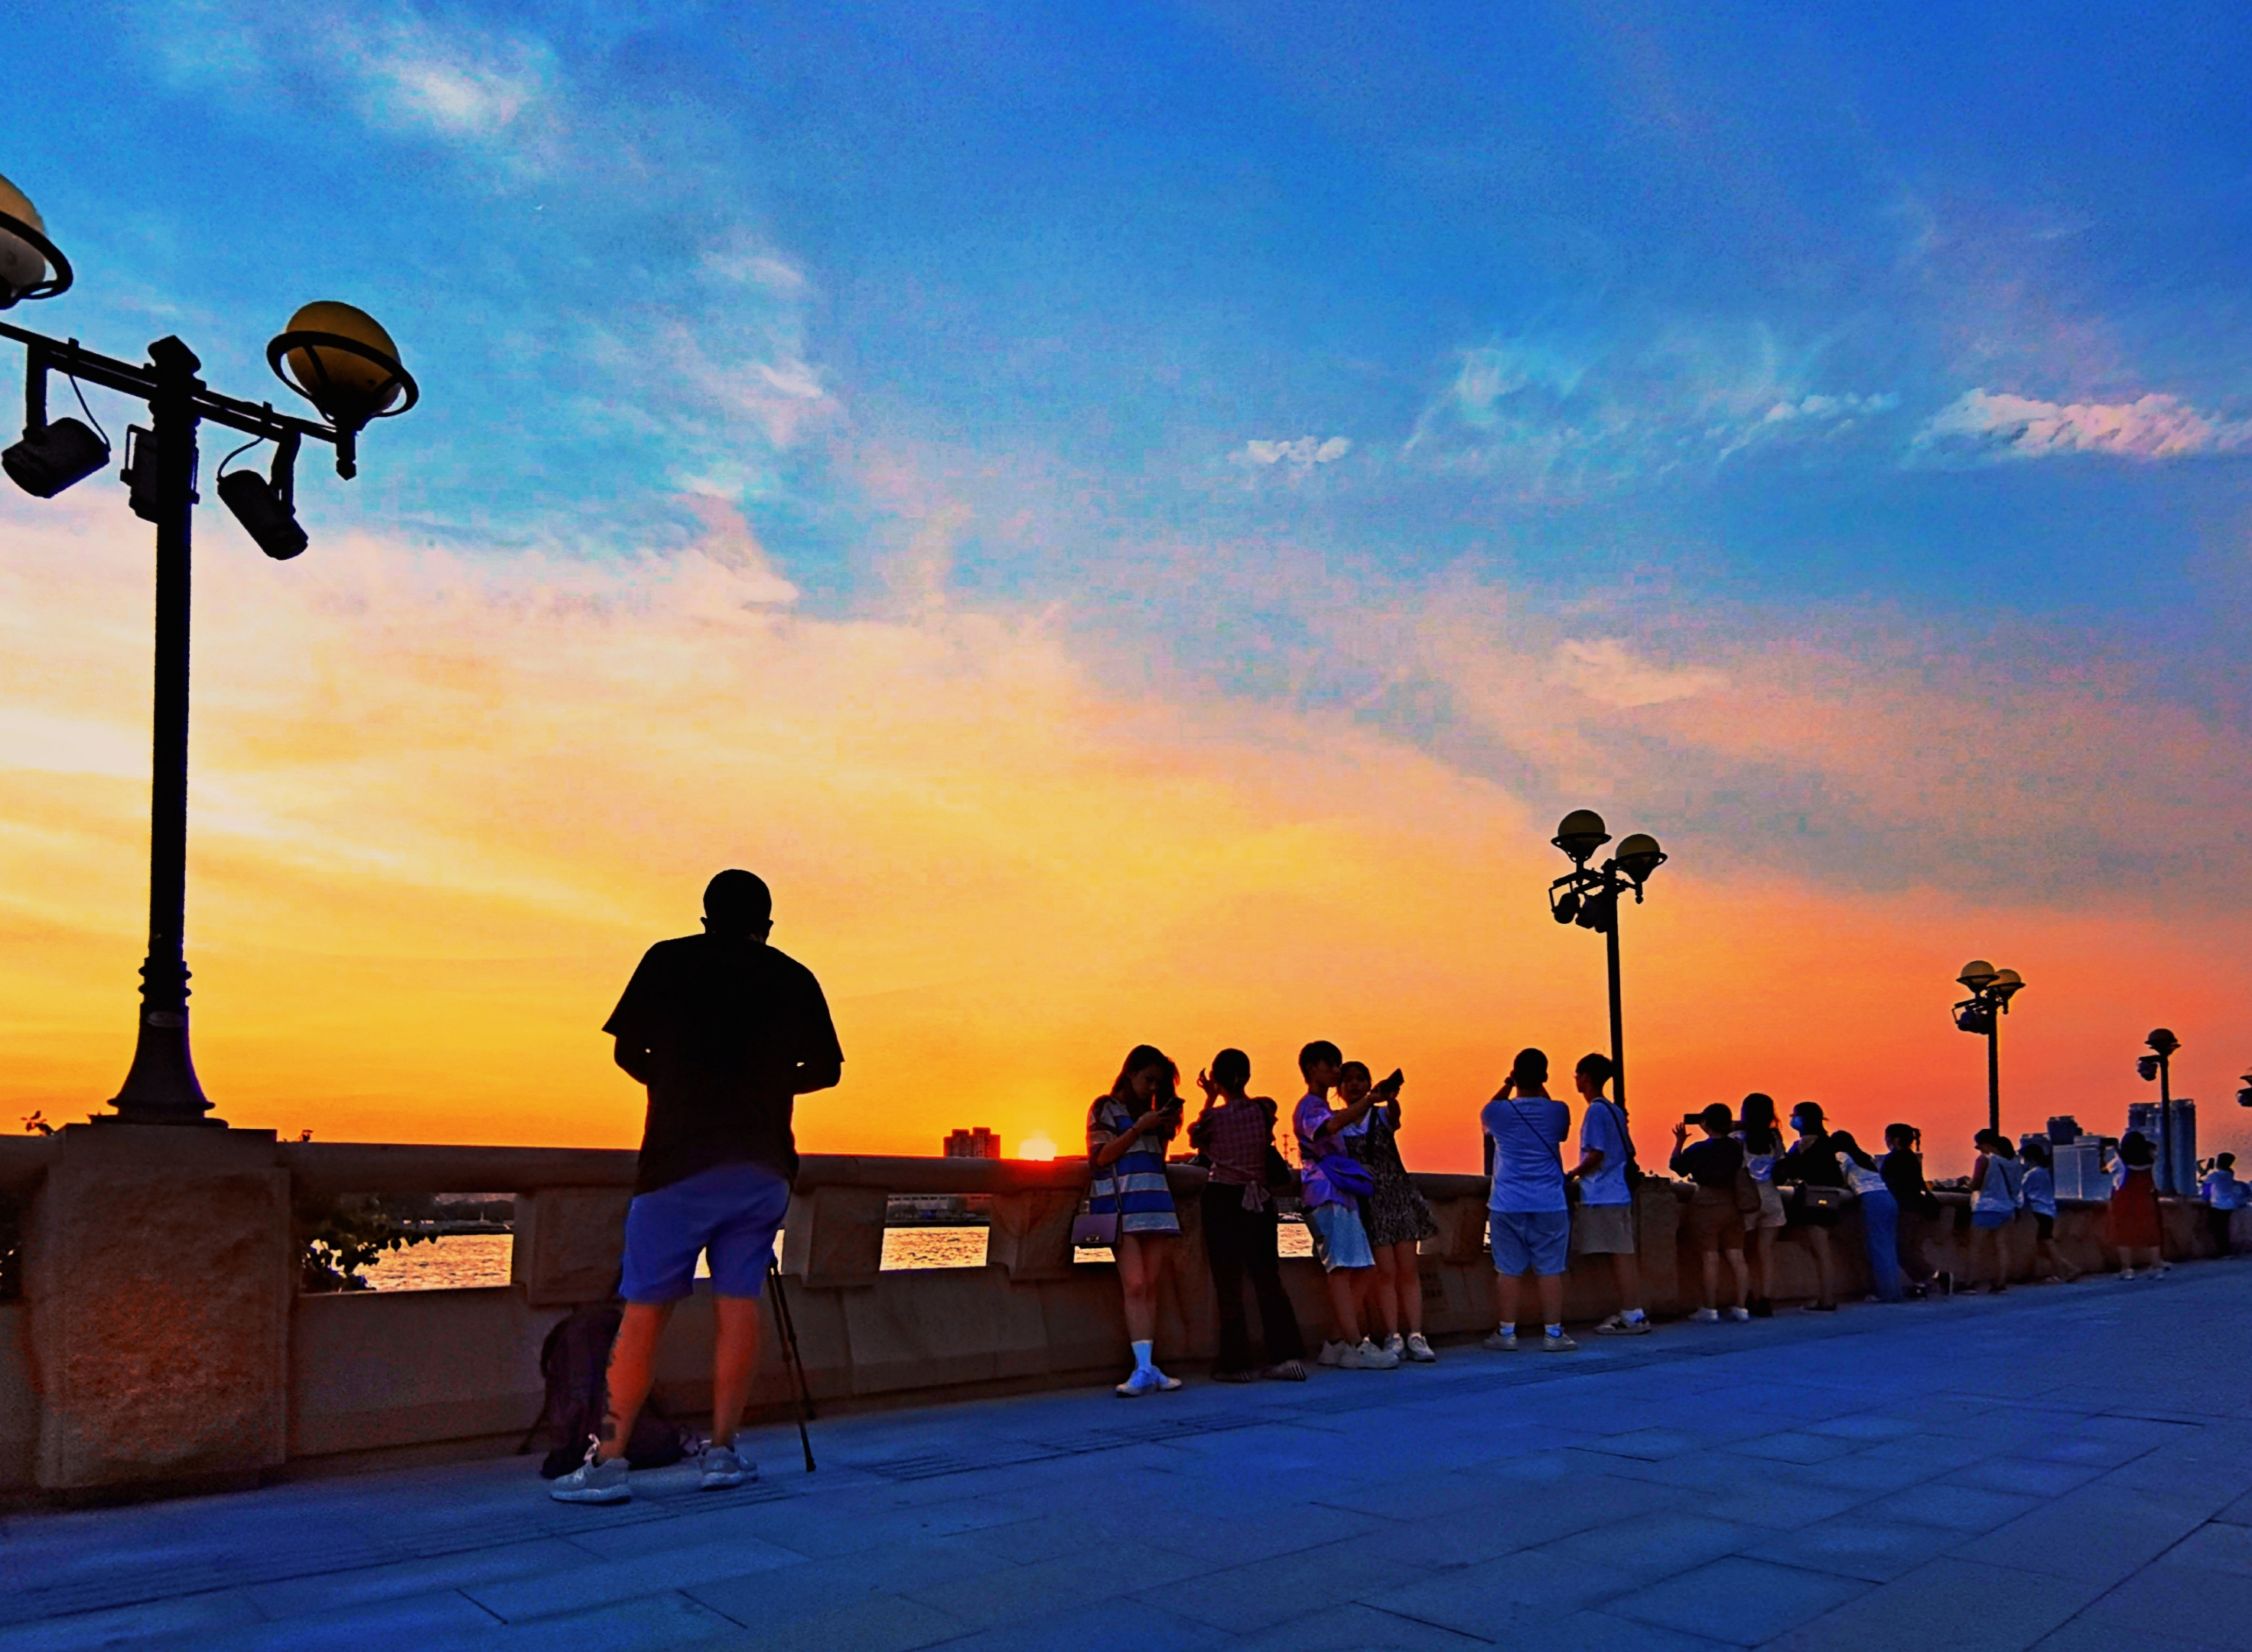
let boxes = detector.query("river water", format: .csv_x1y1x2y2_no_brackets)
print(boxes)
356,1218,1313,1290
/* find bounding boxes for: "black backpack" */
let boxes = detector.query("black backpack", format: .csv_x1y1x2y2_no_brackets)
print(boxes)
528,1304,696,1478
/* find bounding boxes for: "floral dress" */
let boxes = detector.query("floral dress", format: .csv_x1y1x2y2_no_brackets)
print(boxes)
1343,1104,1438,1248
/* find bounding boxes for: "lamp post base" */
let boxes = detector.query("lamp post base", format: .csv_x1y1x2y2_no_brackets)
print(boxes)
107,955,222,1127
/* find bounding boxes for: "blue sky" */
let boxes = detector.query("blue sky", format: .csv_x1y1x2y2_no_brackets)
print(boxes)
8,1,2252,893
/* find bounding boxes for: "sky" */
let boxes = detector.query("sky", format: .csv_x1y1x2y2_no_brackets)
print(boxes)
3,2,2250,1176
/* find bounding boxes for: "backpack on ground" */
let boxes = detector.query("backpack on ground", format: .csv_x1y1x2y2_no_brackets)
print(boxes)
526,1303,696,1478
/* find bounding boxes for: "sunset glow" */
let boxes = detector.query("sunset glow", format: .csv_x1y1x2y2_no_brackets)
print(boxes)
4,8,2249,1180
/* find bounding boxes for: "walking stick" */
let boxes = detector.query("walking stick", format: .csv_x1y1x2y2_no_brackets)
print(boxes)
766,1260,816,1471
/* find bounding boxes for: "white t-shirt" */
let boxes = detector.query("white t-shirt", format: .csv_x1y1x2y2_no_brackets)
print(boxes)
2023,1166,2058,1218
1577,1101,1633,1207
1482,1094,1570,1214
2203,1171,2247,1211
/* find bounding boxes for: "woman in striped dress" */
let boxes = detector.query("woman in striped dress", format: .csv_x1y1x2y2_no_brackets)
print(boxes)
1088,1044,1186,1396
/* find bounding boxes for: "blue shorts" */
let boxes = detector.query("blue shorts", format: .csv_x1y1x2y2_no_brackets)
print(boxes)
1971,1208,2014,1231
1490,1209,1570,1276
1306,1202,1375,1272
620,1161,792,1304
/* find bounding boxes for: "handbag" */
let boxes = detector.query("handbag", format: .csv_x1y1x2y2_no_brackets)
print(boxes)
1798,1185,1853,1215
1071,1201,1121,1249
1319,1155,1376,1197
1733,1163,1764,1217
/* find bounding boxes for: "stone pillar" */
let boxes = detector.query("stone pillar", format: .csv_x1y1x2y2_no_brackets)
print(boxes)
779,1185,885,1287
986,1189,1078,1283
25,1124,291,1493
511,1188,633,1306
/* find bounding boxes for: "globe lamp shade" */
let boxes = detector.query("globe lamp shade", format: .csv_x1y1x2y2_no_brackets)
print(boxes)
1957,959,1998,991
1552,808,1611,863
2146,1027,2180,1057
270,301,411,428
1989,967,2025,1003
1615,832,1667,886
0,172,67,305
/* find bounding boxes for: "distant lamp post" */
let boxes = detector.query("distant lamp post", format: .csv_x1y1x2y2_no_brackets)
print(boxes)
1547,810,1668,1111
2136,1027,2182,1196
1951,961,2025,1137
0,174,418,1125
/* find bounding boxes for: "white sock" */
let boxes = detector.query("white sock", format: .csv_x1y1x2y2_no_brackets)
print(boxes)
1544,1323,1564,1338
1131,1339,1154,1374
1623,1309,1646,1324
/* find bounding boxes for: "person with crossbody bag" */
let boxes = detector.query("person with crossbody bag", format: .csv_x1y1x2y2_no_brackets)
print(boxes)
1564,1052,1652,1336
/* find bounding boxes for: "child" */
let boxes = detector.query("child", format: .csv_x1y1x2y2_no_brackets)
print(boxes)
1670,1103,1751,1322
1880,1124,1945,1296
1968,1129,2023,1293
2201,1153,2245,1258
1292,1041,1398,1370
2018,1139,2081,1283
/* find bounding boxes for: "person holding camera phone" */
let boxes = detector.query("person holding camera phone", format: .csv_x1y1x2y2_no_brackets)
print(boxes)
1480,1049,1577,1353
1339,1060,1440,1363
1088,1045,1186,1396
1671,1103,1752,1322
1189,1049,1308,1383
1294,1041,1400,1370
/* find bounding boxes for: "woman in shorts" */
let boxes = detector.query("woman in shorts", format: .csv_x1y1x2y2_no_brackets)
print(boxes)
1736,1093,1788,1317
2017,1138,2080,1283
1670,1103,1751,1322
1088,1045,1186,1395
1294,1044,1399,1369
1967,1129,2024,1293
1567,1052,1651,1335
1774,1103,1844,1312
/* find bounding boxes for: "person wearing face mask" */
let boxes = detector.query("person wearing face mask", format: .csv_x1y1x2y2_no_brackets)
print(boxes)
1772,1102,1844,1312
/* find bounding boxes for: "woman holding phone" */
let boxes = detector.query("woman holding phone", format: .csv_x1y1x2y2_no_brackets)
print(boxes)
1088,1044,1186,1396
1339,1060,1440,1363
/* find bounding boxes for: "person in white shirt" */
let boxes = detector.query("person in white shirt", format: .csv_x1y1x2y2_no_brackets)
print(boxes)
1564,1052,1650,1336
2202,1153,2246,1257
2018,1138,2080,1283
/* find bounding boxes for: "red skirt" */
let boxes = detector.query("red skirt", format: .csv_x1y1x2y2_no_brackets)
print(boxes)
2107,1169,2162,1250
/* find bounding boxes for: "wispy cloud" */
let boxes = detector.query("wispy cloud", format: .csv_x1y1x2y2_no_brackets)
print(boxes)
1912,389,2252,463
1233,436,1352,470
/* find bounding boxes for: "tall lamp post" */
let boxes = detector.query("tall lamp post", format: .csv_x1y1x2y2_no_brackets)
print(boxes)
1951,961,2024,1138
0,173,418,1125
1546,810,1667,1111
2136,1028,2182,1196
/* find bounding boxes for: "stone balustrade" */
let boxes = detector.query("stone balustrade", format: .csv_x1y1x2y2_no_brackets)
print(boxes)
0,1122,2236,1501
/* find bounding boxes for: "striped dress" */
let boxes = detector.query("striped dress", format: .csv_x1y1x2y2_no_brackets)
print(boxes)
1086,1095,1182,1236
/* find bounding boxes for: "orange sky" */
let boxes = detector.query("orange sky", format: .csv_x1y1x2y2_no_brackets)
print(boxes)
3,493,2247,1180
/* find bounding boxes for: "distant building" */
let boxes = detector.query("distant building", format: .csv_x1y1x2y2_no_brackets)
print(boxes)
2047,1116,2082,1144
944,1127,1001,1160
2127,1100,2197,1196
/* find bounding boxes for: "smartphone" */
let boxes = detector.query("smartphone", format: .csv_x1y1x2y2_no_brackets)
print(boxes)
1376,1068,1405,1094
1683,1113,1705,1126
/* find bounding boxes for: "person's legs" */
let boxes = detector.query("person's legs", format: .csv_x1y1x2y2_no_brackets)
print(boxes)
1863,1192,1902,1302
1326,1266,1365,1345
1723,1245,1749,1309
1388,1241,1424,1336
1700,1246,1720,1310
596,1301,672,1462
1199,1188,1255,1373
1536,1270,1565,1328
1116,1232,1157,1342
1609,1250,1644,1319
1807,1224,1836,1307
1755,1223,1778,1310
1495,1270,1522,1331
1367,1243,1401,1341
1242,1205,1306,1364
708,1296,763,1449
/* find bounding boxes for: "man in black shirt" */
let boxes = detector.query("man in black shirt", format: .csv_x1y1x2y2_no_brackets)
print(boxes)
552,870,841,1503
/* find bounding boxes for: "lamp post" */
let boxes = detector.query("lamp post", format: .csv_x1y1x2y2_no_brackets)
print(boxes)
1546,810,1667,1111
0,174,418,1125
2136,1028,2182,1196
1951,961,2025,1138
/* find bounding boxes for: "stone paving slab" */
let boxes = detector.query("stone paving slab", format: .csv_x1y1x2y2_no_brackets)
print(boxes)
3,1264,2251,1649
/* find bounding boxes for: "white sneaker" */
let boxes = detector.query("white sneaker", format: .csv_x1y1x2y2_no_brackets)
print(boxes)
1594,1314,1652,1337
1317,1339,1349,1367
1542,1331,1578,1353
1115,1366,1177,1397
1343,1337,1401,1370
2120,1268,2136,1280
1692,1306,1720,1324
699,1443,755,1490
549,1439,630,1504
1404,1332,1439,1362
1383,1333,1406,1357
1726,1306,1751,1322
1481,1327,1518,1351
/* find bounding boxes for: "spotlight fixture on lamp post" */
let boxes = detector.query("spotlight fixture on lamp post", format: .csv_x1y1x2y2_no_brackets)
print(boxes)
2136,1027,2183,1196
1546,810,1667,1111
0,174,418,1124
1951,961,2025,1138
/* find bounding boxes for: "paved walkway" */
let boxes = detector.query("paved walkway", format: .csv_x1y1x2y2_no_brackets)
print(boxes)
6,1267,2252,1651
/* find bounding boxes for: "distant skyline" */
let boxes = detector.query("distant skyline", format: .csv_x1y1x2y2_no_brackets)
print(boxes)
3,4,2249,1173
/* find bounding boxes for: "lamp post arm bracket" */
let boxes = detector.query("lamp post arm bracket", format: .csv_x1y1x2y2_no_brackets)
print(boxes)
0,321,339,450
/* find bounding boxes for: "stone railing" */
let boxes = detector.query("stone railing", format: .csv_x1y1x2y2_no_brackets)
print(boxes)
0,1124,2236,1500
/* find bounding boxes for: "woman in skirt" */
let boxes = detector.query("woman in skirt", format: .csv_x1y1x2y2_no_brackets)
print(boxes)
1339,1060,1440,1362
2107,1130,2166,1280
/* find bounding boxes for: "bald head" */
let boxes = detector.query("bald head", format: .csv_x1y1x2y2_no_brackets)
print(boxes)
703,869,773,938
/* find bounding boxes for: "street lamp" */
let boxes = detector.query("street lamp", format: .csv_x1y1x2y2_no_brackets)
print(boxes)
2136,1028,2182,1196
0,174,418,1125
1951,961,2024,1137
1546,810,1667,1111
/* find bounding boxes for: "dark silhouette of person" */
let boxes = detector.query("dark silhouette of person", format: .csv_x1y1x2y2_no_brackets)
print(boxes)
551,869,841,1504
